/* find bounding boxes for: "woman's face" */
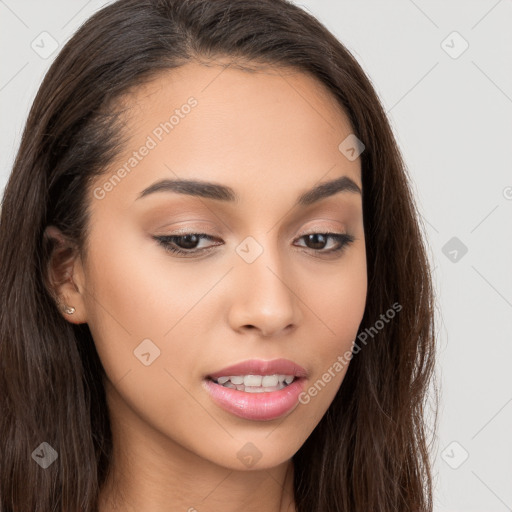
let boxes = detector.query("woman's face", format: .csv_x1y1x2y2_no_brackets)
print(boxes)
67,61,367,470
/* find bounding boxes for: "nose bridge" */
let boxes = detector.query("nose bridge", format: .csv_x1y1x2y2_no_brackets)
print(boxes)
228,232,300,336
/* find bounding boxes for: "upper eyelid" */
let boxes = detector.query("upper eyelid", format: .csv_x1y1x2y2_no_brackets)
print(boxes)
161,229,347,241
159,221,348,236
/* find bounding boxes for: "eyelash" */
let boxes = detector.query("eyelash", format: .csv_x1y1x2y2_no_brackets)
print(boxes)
153,231,355,258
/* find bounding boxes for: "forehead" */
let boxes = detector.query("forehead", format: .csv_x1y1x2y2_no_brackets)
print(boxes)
91,60,362,210
127,59,349,121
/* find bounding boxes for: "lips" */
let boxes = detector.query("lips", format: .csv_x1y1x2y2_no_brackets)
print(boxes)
203,358,307,421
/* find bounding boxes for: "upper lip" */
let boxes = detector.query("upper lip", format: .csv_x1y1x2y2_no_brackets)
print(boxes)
207,358,308,379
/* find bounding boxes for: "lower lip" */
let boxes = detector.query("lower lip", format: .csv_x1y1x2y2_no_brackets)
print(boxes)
203,378,305,421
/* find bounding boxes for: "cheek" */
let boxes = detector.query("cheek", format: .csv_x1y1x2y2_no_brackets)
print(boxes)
306,245,367,349
325,270,367,350
297,247,367,405
81,225,220,383
82,230,217,448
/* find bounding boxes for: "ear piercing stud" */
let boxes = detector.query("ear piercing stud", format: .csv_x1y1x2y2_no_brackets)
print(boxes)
56,297,75,315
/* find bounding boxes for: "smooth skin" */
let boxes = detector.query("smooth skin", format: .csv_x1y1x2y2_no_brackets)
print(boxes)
46,60,367,512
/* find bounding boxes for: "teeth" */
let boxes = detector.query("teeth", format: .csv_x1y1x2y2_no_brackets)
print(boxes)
213,374,296,391
242,383,285,393
244,386,266,393
244,375,262,387
261,375,279,387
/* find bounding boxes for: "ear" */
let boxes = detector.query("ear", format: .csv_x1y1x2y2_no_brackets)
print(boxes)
44,225,88,324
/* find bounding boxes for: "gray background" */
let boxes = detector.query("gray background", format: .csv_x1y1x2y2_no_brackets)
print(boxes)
1,1,511,510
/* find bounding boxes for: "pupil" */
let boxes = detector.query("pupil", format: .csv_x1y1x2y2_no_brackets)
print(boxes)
307,234,326,249
179,234,199,249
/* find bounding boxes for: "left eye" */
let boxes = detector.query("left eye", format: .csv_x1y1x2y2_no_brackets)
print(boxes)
295,233,354,252
154,232,354,257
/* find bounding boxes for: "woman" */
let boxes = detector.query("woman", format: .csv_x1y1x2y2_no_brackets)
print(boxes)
0,0,437,510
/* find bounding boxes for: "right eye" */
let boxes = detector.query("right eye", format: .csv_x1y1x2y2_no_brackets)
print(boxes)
153,233,223,256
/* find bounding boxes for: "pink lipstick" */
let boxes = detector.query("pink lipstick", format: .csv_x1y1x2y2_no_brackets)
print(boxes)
203,358,307,421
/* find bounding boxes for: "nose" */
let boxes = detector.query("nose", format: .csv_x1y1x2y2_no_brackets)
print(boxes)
227,240,302,338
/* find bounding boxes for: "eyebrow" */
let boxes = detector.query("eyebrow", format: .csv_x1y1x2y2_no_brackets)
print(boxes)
136,175,361,207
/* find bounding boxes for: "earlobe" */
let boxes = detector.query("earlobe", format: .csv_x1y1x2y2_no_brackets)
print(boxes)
43,225,87,324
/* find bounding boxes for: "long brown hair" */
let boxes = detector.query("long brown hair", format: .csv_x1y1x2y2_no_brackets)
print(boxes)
0,1,437,510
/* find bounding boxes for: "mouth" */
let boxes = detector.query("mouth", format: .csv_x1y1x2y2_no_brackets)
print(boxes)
203,358,307,421
207,374,297,393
